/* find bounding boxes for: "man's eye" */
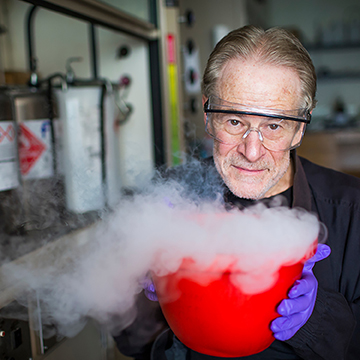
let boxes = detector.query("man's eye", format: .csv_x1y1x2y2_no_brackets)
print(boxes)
229,119,241,126
268,123,281,130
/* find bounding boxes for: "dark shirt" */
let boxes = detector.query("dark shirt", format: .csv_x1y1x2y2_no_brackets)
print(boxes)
224,186,293,210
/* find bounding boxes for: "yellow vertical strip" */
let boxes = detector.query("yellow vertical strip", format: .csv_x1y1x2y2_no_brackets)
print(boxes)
168,62,180,165
166,33,181,166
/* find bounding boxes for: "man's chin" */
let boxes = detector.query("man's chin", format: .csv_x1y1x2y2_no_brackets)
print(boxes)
225,181,270,200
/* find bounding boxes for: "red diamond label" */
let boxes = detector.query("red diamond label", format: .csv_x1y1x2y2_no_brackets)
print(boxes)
19,123,46,175
0,124,15,142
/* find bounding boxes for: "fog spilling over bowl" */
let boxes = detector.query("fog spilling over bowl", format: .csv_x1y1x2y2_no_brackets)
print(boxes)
153,240,318,357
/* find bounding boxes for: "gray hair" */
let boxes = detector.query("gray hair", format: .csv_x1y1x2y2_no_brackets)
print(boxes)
202,25,317,111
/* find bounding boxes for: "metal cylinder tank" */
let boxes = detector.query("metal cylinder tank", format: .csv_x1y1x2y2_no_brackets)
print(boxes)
0,86,61,237
0,88,19,192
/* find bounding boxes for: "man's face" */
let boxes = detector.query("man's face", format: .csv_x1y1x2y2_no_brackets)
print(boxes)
209,58,302,200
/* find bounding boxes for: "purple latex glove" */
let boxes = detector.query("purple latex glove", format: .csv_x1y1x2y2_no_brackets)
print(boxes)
270,243,331,341
141,198,173,302
141,276,158,301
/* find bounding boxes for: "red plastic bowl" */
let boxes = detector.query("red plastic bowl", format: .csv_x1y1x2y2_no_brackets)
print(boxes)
153,242,317,357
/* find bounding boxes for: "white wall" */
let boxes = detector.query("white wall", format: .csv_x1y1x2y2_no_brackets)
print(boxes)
1,1,91,77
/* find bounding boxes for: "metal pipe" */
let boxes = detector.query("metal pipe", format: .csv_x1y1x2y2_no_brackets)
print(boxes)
46,77,60,176
26,5,39,86
100,84,108,207
89,24,98,80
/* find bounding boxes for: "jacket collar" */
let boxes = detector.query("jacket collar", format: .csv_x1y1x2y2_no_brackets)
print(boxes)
291,150,312,211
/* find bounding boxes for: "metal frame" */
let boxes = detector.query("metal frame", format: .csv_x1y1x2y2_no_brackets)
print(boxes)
21,0,158,40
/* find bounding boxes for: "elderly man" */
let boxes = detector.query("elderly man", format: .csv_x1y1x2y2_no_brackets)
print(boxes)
114,25,360,360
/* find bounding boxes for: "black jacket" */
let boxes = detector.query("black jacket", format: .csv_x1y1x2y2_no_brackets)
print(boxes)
287,155,359,359
114,154,360,360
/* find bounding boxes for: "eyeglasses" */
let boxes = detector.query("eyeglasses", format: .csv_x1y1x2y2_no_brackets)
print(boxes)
204,96,311,152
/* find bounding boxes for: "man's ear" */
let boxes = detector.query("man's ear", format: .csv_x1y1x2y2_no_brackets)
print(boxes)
202,95,208,125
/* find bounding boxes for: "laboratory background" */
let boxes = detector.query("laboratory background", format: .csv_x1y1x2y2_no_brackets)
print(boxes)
0,0,360,359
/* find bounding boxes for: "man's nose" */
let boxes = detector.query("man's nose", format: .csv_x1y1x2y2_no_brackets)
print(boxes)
237,128,265,162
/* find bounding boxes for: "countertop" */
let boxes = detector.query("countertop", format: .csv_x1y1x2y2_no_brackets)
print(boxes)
0,223,97,309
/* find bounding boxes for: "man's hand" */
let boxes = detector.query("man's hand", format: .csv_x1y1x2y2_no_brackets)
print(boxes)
141,276,158,301
270,243,331,341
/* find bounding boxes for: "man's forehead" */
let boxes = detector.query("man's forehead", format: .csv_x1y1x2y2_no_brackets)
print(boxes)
217,58,302,110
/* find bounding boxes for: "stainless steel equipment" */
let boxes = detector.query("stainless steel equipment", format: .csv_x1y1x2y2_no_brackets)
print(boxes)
0,86,62,236
53,78,127,213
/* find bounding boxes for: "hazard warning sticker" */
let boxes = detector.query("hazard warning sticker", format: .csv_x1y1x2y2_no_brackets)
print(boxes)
0,121,19,191
18,120,53,179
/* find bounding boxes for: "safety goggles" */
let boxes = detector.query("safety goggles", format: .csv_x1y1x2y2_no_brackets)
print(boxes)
204,96,311,151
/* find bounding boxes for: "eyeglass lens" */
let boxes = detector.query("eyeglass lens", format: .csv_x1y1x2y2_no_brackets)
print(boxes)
206,113,306,151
